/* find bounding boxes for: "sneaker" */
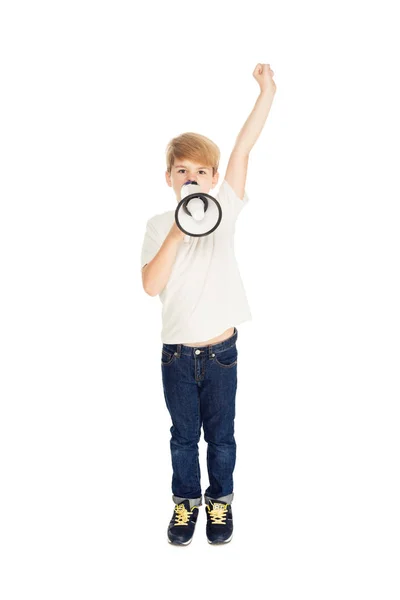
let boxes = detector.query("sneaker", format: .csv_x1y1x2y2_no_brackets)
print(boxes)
167,499,200,545
205,500,233,544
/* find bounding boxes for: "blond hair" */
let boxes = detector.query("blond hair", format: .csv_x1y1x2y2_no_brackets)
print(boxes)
165,132,220,176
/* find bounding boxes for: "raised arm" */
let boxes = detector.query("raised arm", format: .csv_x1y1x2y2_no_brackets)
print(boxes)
225,63,276,200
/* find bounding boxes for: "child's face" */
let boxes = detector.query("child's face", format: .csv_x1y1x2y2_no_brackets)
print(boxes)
165,159,219,202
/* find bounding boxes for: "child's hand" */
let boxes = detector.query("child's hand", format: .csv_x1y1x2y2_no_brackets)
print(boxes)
253,63,276,95
169,221,186,241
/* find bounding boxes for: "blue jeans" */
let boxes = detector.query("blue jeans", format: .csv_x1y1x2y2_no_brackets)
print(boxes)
161,327,239,508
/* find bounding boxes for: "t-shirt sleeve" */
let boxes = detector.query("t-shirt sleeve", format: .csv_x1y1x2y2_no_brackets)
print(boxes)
140,218,163,269
216,178,250,224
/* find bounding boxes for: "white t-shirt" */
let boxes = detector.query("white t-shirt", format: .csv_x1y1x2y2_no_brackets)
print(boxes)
140,178,252,343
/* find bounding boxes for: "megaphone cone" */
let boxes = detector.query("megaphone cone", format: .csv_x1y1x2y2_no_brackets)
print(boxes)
175,181,222,237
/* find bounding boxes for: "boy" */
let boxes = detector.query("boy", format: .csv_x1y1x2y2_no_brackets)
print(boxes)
140,63,276,545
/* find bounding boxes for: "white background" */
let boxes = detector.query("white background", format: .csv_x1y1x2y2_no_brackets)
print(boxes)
1,1,399,598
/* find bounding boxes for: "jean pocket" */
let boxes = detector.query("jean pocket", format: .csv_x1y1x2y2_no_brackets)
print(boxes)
161,348,177,367
213,344,238,368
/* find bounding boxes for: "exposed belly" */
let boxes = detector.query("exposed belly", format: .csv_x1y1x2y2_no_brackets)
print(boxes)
183,327,235,347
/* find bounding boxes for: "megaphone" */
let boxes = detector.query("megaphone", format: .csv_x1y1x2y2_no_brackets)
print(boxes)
175,180,222,238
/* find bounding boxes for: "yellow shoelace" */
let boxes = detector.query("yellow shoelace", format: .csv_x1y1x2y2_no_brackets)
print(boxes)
207,502,228,524
174,503,198,526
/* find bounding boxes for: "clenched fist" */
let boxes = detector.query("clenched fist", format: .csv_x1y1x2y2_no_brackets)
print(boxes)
253,63,276,95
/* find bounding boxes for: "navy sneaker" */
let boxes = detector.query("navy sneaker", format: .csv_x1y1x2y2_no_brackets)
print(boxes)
167,499,200,545
205,500,233,544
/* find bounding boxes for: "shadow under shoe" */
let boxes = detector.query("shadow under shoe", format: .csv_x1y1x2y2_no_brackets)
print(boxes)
205,500,233,544
167,499,200,545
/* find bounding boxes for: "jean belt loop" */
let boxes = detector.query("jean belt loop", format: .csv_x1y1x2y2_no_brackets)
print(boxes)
177,343,181,358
